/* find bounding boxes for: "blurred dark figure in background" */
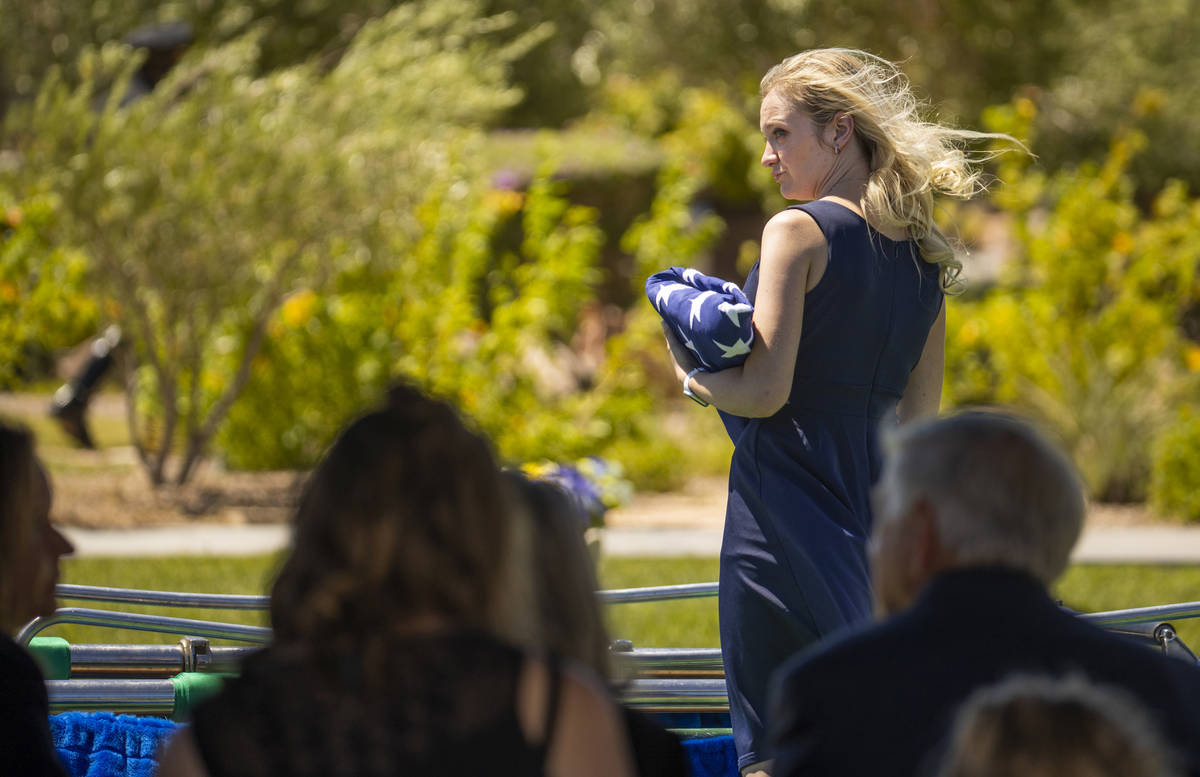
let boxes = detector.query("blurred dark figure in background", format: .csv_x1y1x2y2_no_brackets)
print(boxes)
0,421,75,776
118,20,194,105
50,21,193,448
505,472,689,777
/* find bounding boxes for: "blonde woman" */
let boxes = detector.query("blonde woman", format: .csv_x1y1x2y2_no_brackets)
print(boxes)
661,48,1006,776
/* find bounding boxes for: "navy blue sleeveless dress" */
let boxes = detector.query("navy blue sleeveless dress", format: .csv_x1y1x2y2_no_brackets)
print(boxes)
718,200,943,770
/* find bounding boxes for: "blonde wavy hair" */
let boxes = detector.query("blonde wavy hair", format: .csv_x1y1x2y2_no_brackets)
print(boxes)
761,48,1014,291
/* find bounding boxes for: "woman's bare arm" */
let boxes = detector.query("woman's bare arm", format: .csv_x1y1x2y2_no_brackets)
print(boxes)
666,208,823,417
896,300,945,423
519,658,635,777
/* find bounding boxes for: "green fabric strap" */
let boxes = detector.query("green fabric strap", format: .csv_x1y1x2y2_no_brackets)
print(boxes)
27,636,71,680
171,672,228,722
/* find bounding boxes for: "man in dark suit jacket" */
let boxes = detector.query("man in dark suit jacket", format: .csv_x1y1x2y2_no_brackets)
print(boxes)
768,411,1200,777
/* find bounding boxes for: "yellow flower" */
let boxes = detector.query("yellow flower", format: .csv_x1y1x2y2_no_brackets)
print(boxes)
483,189,525,217
1111,232,1134,254
958,319,981,348
1185,346,1200,373
280,289,318,329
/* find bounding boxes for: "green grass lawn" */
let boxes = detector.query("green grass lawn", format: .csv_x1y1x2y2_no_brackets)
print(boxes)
42,556,1200,654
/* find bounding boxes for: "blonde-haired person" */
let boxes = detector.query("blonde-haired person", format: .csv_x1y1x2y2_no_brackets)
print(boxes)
935,673,1183,777
0,421,74,777
157,384,635,777
660,48,1012,776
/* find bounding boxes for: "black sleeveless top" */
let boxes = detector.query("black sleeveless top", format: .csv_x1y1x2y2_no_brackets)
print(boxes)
191,631,559,777
0,634,66,777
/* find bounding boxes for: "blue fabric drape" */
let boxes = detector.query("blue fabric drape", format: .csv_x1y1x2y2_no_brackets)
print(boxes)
49,711,738,777
51,712,176,777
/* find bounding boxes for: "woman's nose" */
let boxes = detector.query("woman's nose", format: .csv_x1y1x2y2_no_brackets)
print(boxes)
761,142,777,167
51,526,74,558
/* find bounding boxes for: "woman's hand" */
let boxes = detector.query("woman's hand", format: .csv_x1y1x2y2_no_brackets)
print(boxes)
662,321,701,382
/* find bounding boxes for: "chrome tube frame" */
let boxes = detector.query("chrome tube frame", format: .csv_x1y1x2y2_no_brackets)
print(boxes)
68,643,256,677
24,583,1200,717
47,679,175,716
1079,600,1200,628
614,648,724,677
17,608,270,646
622,679,730,712
55,584,270,610
598,582,719,604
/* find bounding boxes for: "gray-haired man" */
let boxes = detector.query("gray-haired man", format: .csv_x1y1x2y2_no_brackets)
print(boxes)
768,411,1200,777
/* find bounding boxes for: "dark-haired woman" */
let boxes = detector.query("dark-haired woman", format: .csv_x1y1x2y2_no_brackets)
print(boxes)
157,385,634,777
0,422,74,777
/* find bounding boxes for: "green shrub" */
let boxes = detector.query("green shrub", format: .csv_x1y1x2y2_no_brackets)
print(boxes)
1150,404,1200,523
3,0,545,485
945,105,1200,501
0,192,98,388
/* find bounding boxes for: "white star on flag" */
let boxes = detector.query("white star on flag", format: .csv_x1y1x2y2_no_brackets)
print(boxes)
718,301,752,327
689,290,717,328
682,268,702,285
714,337,752,360
655,282,690,312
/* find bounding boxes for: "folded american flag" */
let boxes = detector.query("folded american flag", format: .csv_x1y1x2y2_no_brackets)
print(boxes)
645,267,754,371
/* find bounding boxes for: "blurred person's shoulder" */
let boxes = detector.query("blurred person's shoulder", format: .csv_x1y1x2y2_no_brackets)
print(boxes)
0,633,46,701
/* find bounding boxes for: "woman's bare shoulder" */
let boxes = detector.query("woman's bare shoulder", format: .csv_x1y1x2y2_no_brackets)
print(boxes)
762,207,825,254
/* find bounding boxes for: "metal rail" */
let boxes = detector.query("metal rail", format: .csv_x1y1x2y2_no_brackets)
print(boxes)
48,583,1200,623
622,679,730,712
615,648,725,676
48,679,175,715
55,584,270,610
17,608,270,646
598,582,719,604
1080,600,1200,628
44,677,735,717
68,643,254,677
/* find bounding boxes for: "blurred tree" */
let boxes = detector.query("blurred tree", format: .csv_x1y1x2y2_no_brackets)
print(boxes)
0,0,393,116
1033,0,1200,198
590,0,1082,124
2,0,545,485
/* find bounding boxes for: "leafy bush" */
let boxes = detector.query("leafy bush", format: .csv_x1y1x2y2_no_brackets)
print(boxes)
0,192,98,388
218,161,699,488
3,0,544,484
945,103,1200,501
1150,404,1200,523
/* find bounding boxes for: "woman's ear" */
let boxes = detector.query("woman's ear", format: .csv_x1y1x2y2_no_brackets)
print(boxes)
833,112,855,154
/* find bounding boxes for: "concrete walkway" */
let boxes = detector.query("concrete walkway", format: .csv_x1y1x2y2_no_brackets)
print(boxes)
60,522,1200,563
